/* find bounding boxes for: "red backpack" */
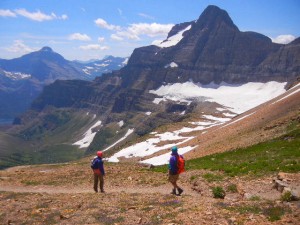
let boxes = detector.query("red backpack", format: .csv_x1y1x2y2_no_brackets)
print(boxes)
177,155,185,174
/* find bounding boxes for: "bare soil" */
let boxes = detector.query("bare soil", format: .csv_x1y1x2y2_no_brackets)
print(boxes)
1,162,299,225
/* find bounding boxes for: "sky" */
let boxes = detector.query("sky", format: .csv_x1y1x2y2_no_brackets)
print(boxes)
0,0,299,61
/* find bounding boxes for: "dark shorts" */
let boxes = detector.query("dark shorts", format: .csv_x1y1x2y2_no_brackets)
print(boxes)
168,174,179,183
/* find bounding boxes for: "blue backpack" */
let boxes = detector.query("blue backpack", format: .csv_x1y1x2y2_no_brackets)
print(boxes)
91,157,98,169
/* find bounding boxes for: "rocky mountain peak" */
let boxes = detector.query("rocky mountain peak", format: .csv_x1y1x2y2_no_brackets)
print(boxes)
195,5,238,31
39,46,54,52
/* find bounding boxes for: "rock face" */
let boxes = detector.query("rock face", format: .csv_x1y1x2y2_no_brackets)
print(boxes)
7,5,300,156
126,5,298,86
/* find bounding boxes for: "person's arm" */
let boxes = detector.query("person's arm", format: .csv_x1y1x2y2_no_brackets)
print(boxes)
99,159,105,175
169,156,177,175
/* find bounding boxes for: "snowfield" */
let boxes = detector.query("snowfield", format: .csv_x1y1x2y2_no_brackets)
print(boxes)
150,81,287,114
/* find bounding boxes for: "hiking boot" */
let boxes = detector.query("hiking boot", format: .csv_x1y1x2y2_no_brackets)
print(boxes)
171,188,176,195
94,188,98,193
177,188,183,195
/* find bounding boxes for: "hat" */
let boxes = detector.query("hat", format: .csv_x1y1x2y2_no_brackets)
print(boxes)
171,146,178,153
97,151,103,157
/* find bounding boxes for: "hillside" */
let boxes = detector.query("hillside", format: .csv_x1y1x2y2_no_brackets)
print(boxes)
0,128,299,224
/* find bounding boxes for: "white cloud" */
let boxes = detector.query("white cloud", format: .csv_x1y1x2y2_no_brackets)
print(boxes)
0,9,16,17
98,37,105,42
111,34,124,41
112,23,173,41
94,18,121,31
271,35,296,44
14,8,68,22
69,33,91,41
5,40,34,53
115,30,140,40
79,44,109,50
127,23,173,37
138,13,155,20
61,14,68,20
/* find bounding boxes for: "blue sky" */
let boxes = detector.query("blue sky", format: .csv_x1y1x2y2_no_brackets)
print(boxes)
0,0,299,61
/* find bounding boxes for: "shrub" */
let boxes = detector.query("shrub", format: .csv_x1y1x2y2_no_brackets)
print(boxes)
264,206,285,221
212,186,226,199
227,184,238,193
281,191,292,202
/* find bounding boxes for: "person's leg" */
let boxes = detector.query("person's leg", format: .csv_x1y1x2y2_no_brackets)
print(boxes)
169,174,179,194
176,175,184,195
93,173,99,192
99,174,104,192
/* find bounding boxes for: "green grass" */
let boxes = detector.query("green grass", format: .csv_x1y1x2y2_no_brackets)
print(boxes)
281,191,293,202
264,206,286,221
202,173,224,182
227,184,238,193
154,126,299,177
221,203,288,221
0,144,84,170
212,186,225,199
187,128,299,176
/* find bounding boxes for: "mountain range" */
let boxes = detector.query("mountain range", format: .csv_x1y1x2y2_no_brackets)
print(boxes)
0,48,127,120
0,5,299,169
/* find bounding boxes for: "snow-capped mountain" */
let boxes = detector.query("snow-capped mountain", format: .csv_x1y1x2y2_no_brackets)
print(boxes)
75,55,128,79
1,5,299,167
0,48,127,120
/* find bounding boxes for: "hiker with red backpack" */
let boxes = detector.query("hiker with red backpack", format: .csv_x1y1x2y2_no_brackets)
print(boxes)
168,146,185,195
91,151,105,193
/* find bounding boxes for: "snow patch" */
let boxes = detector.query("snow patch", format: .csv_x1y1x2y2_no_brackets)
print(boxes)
82,68,91,75
165,62,178,68
153,98,165,104
122,57,129,65
95,63,109,67
202,115,231,123
145,112,152,116
150,81,287,114
73,120,102,148
118,120,124,127
104,128,135,155
272,85,300,104
223,112,237,118
219,112,256,129
141,146,197,165
154,25,192,48
3,70,31,80
107,114,227,164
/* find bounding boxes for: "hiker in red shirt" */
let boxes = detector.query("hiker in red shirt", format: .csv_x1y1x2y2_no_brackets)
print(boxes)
91,151,105,193
168,146,185,195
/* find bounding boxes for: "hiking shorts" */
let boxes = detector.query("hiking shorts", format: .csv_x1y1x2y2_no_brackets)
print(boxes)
168,174,179,183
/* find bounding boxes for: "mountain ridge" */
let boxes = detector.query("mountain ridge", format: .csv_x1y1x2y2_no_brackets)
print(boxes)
0,49,127,119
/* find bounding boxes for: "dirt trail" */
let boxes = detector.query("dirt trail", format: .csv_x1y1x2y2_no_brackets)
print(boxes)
0,183,198,196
